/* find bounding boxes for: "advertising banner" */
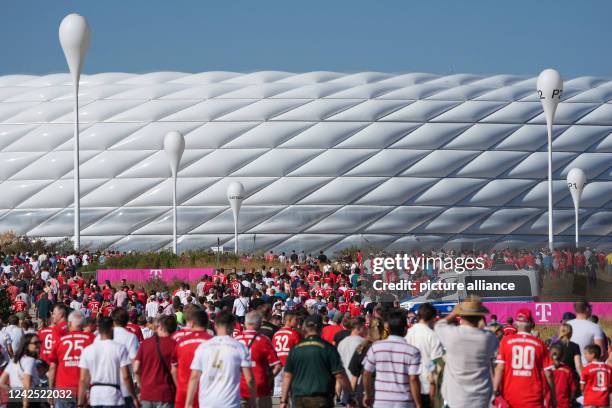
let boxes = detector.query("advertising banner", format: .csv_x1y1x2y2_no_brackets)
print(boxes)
483,302,612,325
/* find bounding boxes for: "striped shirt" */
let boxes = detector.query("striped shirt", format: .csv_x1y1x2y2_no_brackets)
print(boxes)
363,335,421,408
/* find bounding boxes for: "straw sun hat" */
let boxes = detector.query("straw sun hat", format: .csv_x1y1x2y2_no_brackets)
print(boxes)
453,296,489,317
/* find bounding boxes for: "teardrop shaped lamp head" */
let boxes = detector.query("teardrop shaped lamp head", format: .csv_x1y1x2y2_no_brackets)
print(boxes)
227,181,246,217
537,68,563,125
567,167,587,209
59,13,91,81
163,131,185,177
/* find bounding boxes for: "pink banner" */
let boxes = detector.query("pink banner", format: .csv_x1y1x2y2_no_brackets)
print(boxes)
483,302,612,325
97,268,215,284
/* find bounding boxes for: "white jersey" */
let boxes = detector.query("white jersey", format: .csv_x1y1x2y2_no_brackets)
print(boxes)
79,339,130,406
95,327,139,397
190,335,251,408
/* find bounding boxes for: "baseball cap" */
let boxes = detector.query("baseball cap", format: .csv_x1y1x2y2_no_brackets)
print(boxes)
515,308,532,323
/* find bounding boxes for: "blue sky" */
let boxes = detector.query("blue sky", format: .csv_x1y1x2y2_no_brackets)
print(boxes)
2,0,611,77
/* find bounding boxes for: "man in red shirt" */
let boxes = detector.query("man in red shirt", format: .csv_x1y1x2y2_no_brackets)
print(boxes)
101,300,114,317
213,270,227,285
126,313,145,343
171,308,212,408
171,304,200,343
271,311,301,397
580,344,611,408
502,317,518,337
333,295,347,313
493,309,555,408
235,311,282,408
134,315,177,407
12,297,27,320
272,311,301,367
38,321,56,365
48,311,95,396
87,298,101,317
348,297,361,317
51,303,69,339
321,313,344,345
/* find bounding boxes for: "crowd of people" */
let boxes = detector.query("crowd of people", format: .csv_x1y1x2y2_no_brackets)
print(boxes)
0,246,610,407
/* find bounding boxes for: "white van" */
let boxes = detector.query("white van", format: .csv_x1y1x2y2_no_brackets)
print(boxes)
400,265,540,313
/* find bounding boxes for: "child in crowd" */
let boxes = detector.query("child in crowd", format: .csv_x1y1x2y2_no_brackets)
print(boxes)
546,344,576,408
580,344,611,408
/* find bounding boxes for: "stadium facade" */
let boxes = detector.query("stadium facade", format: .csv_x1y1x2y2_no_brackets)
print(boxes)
0,71,610,253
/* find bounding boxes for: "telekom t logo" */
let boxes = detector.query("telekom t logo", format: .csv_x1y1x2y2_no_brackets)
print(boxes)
535,303,552,323
150,269,162,279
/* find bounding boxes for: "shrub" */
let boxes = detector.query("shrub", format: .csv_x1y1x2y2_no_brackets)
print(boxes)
0,231,74,255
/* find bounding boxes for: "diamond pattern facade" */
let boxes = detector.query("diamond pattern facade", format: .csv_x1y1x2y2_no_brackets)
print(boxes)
0,71,610,253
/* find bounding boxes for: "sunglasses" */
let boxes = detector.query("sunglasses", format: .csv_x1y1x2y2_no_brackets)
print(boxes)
30,341,41,346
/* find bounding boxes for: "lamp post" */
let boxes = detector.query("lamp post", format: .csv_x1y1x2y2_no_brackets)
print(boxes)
59,13,91,251
537,69,563,251
226,181,245,255
163,131,185,255
566,168,586,248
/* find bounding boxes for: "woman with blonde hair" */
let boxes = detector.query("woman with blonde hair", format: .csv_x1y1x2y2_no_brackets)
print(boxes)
553,323,583,379
347,316,387,407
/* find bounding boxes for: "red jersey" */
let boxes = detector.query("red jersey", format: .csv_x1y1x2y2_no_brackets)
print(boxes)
102,288,113,301
171,328,192,343
296,288,309,300
49,331,95,389
53,321,68,339
171,330,212,408
338,302,349,314
231,281,241,296
348,303,361,317
87,300,101,317
272,327,301,366
101,305,114,317
38,327,56,364
13,299,26,312
545,364,576,408
235,330,280,397
213,274,227,285
344,288,356,300
322,287,333,298
321,324,343,345
580,361,611,407
502,325,518,336
126,323,144,342
496,333,554,408
232,322,243,338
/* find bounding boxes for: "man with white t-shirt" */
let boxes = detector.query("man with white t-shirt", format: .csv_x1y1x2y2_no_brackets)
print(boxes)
79,316,140,408
233,291,250,324
145,296,159,319
185,311,256,408
567,301,607,364
405,303,444,408
96,308,140,408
